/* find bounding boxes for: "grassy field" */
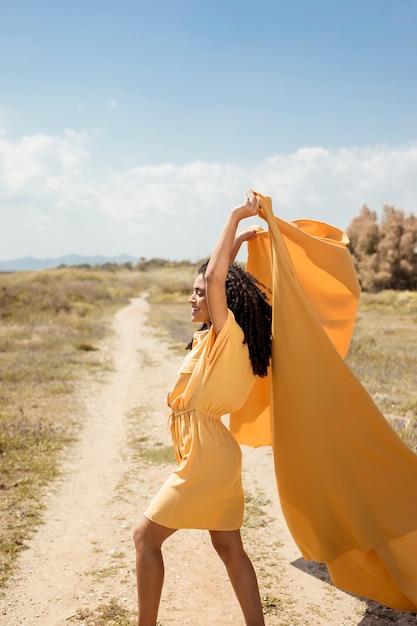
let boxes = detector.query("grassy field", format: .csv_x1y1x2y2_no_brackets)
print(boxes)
0,266,416,592
347,290,417,451
0,264,196,587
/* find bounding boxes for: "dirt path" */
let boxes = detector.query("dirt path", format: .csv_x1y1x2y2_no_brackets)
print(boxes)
0,298,415,625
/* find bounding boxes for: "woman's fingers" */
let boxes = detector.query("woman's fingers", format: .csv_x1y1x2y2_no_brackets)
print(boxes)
246,190,259,213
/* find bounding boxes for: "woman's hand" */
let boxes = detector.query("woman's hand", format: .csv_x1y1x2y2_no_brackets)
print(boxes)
204,190,260,334
231,190,260,221
230,227,259,262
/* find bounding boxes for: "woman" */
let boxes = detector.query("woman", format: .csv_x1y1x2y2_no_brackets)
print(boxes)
133,191,272,626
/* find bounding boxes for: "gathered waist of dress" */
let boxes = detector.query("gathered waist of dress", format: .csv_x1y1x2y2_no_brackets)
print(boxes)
168,408,222,463
168,407,221,422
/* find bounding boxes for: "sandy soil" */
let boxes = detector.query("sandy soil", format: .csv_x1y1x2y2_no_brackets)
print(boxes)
0,297,415,626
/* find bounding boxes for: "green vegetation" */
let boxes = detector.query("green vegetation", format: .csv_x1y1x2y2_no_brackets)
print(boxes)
0,264,197,588
346,290,417,450
144,264,198,349
66,598,137,625
244,492,271,528
0,262,416,599
128,433,177,466
0,413,74,586
261,593,284,616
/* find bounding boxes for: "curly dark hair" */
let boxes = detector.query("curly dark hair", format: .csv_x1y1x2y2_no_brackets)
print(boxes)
188,260,272,378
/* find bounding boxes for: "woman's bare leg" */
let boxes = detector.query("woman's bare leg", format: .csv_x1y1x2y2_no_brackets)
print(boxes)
133,516,177,626
210,529,265,626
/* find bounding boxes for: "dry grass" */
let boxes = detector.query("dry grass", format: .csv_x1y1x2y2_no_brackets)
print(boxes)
144,265,197,350
153,287,417,452
0,263,416,599
0,264,198,588
347,290,417,451
66,598,137,625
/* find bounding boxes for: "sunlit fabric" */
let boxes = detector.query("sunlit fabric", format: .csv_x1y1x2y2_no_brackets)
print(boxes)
145,311,256,530
231,192,417,611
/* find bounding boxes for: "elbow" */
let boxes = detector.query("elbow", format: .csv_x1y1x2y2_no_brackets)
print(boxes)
203,266,226,287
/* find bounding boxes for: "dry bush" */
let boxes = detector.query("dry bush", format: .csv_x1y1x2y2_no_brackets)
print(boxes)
347,205,417,291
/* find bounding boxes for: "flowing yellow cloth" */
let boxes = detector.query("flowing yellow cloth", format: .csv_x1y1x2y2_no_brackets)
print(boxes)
231,193,417,611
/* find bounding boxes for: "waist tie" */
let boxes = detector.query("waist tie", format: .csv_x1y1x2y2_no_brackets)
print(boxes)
168,408,189,463
168,408,219,464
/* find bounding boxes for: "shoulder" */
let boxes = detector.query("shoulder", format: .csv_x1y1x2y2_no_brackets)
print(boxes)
212,309,243,343
205,310,248,364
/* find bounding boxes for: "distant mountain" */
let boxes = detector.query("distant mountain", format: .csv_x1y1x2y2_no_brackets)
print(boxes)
0,254,138,272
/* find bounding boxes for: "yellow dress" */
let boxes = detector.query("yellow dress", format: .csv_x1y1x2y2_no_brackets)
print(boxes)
231,192,417,612
145,310,256,530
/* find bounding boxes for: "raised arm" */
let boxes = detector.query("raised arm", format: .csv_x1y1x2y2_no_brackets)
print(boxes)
230,227,259,263
204,191,260,334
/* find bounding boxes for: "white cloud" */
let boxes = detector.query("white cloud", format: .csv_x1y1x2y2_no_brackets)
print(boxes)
94,161,245,219
107,100,118,109
0,129,90,198
0,129,416,260
252,144,417,225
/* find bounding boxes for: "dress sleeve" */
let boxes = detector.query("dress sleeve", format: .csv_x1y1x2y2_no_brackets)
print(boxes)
203,310,242,364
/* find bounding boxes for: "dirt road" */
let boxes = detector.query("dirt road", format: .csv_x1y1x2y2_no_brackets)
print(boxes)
0,298,415,625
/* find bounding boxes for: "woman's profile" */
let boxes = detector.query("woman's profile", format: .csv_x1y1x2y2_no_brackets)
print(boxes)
133,191,272,626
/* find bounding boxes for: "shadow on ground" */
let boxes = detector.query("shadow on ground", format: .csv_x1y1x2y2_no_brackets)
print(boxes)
291,558,417,625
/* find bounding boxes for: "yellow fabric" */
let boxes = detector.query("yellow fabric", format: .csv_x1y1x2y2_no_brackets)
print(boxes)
145,310,256,530
233,192,417,611
230,214,361,447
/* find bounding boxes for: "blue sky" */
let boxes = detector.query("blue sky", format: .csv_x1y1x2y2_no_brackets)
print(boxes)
1,0,417,261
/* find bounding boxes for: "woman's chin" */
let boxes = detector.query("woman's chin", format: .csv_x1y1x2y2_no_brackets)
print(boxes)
191,314,208,325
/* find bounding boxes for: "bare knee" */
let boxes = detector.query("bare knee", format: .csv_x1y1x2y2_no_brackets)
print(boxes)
133,518,149,554
133,517,176,555
210,530,244,564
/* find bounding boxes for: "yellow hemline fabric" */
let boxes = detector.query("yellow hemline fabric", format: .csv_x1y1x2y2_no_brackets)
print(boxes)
231,193,417,611
145,310,255,531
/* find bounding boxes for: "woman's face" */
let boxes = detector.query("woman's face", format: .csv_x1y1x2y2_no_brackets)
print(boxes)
188,274,210,325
